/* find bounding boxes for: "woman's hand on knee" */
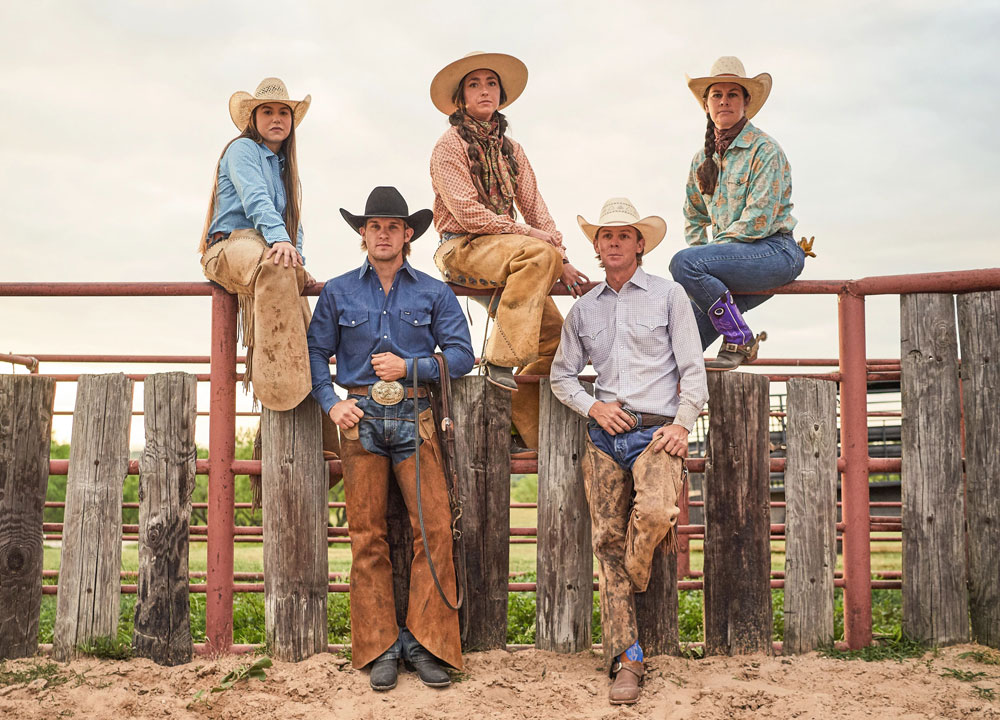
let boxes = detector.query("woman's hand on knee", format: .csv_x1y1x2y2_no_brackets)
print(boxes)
265,241,302,268
560,263,589,298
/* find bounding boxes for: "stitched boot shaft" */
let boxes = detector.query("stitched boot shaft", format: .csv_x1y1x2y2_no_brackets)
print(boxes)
708,291,753,345
582,439,639,672
624,446,684,592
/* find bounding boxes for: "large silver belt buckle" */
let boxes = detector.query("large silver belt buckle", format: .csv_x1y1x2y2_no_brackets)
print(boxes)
371,380,405,406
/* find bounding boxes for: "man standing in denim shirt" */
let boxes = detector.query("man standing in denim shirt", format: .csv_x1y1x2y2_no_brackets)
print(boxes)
307,187,474,692
551,198,708,705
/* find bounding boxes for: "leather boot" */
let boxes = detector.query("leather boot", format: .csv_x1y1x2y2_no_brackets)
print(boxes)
609,657,643,705
704,292,766,370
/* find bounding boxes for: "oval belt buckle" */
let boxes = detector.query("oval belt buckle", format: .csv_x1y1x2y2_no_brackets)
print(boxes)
371,380,405,406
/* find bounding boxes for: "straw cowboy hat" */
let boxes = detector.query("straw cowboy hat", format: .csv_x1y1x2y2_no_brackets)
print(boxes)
430,51,528,115
229,77,311,131
686,56,771,119
340,186,434,242
577,198,667,254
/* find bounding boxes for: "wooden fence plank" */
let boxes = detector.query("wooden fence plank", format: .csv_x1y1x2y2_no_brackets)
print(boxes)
900,293,969,645
536,379,592,653
957,290,1000,648
262,397,328,662
451,376,510,650
635,539,680,657
0,375,56,660
53,373,133,661
132,372,197,665
783,378,838,654
703,372,773,655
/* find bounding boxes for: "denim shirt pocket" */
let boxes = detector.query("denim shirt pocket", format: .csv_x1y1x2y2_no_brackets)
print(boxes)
398,309,432,348
337,310,371,357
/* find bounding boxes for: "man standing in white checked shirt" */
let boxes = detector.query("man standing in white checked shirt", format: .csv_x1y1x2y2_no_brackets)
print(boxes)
551,198,708,706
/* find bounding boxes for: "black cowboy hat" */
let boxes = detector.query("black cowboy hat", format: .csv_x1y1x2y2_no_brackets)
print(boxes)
339,186,434,242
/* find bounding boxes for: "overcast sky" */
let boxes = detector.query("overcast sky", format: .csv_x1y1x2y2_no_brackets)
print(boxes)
2,0,998,443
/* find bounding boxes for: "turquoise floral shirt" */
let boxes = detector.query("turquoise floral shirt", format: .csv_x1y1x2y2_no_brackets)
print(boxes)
683,121,797,246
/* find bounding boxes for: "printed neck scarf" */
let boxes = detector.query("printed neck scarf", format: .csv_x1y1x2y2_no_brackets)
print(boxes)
714,116,748,157
461,114,518,217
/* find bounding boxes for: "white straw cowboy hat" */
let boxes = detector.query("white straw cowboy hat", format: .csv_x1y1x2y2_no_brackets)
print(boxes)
229,77,312,131
686,56,772,119
577,198,667,254
430,51,528,115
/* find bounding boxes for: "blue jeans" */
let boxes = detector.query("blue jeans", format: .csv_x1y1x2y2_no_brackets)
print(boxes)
349,393,430,465
588,423,659,471
376,627,427,661
669,232,805,349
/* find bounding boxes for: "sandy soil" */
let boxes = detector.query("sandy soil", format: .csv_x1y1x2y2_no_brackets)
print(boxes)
1,644,998,719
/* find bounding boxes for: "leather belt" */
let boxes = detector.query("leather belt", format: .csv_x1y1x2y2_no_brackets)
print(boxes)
622,410,674,428
347,385,428,399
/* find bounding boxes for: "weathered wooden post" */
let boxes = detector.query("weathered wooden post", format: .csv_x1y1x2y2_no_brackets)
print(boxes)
261,397,328,661
0,375,56,660
703,372,773,655
900,293,968,645
957,290,1000,648
132,372,197,665
536,379,592,653
782,378,838,654
53,373,134,661
635,539,680,656
451,375,510,650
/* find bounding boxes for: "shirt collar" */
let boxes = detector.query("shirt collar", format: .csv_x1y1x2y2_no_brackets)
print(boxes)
729,120,759,151
357,258,418,281
596,266,649,296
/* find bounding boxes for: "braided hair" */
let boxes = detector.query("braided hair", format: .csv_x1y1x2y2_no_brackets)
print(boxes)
447,76,520,178
695,85,749,196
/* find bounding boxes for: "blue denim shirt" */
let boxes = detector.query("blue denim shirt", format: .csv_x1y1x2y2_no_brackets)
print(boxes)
307,259,475,414
207,138,305,261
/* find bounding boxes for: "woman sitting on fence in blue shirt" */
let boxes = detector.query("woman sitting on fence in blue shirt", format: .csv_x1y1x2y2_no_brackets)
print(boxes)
670,57,812,370
199,77,314,411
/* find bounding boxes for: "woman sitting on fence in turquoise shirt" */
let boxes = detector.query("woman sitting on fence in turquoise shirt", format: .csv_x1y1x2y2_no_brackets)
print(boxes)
670,57,813,370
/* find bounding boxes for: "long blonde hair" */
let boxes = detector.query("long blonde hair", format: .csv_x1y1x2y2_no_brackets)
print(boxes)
198,106,301,253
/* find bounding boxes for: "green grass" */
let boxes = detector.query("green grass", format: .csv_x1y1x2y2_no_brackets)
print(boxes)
0,660,73,687
818,630,927,662
959,649,1000,666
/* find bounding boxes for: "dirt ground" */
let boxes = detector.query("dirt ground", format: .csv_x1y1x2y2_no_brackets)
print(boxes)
1,644,998,720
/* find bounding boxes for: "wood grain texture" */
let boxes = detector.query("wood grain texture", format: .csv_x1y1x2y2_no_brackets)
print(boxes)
782,378,838,654
53,374,133,661
535,379,592,653
900,293,969,645
261,397,328,661
703,372,773,656
451,376,510,650
635,539,680,657
0,375,56,660
957,291,1000,648
132,373,197,666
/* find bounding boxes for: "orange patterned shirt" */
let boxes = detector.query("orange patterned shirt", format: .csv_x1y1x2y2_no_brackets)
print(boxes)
429,126,565,257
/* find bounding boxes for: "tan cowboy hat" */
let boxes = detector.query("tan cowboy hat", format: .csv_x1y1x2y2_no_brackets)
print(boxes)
229,77,311,131
429,51,528,115
686,56,771,119
577,198,666,254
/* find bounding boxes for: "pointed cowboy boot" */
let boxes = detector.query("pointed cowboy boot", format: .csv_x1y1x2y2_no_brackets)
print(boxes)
704,291,766,370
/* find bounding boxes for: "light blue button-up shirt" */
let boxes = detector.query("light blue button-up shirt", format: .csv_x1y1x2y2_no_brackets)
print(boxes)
207,138,305,261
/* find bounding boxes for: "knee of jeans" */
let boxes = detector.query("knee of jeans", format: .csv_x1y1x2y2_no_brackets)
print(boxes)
668,248,697,283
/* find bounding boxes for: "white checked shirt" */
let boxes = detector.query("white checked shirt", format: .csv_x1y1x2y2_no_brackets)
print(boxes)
551,267,709,431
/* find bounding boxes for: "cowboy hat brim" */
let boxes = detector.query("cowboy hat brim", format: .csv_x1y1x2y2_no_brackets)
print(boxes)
685,72,771,119
577,215,667,255
229,93,312,131
339,207,434,243
430,52,528,115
